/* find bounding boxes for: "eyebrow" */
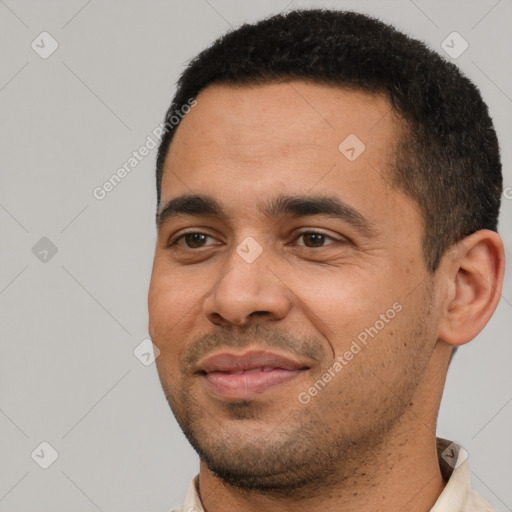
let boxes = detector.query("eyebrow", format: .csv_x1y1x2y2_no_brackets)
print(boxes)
156,193,377,237
157,194,224,228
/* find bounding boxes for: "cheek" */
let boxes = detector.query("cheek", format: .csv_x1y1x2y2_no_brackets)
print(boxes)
286,266,397,338
148,263,200,347
149,253,210,311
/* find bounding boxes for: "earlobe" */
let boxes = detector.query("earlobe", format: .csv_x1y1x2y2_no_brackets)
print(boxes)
437,229,505,347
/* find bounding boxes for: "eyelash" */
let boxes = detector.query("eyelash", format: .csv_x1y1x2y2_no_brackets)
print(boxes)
169,230,340,249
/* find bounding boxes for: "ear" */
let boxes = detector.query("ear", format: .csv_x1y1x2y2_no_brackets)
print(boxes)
437,229,505,347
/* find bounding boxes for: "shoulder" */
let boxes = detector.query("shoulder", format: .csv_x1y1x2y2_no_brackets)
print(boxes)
464,489,497,512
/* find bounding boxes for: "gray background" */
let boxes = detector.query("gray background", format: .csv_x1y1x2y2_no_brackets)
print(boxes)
0,0,511,511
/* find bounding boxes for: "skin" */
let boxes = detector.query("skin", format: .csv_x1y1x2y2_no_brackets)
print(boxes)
148,82,505,512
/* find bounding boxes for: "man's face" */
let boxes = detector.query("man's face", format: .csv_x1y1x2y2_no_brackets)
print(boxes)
148,82,441,490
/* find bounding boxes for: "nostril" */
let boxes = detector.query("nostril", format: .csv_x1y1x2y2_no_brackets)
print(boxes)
250,311,272,317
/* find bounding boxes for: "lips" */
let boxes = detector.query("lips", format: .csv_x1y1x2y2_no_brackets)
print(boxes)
197,350,310,400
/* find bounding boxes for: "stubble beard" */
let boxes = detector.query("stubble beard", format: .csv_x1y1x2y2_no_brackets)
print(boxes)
162,364,425,499
158,293,435,497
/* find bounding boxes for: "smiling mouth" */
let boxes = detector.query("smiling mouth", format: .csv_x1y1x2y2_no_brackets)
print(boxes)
196,350,311,400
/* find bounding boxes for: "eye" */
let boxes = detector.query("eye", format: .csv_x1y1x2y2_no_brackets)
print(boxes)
171,232,217,249
294,231,338,248
169,230,342,250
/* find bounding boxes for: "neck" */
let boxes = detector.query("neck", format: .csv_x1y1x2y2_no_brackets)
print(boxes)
196,342,452,512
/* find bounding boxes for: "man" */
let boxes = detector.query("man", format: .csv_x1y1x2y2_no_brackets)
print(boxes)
147,8,505,512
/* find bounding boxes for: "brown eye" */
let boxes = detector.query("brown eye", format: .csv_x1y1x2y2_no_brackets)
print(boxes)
302,233,326,247
174,233,211,248
297,231,336,248
186,233,208,248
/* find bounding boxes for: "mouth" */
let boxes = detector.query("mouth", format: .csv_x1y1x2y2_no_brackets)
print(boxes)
196,350,311,400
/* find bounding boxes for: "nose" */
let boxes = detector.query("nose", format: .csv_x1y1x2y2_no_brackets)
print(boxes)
203,243,292,327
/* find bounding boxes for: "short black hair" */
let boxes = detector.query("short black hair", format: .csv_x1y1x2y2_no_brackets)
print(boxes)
155,8,502,273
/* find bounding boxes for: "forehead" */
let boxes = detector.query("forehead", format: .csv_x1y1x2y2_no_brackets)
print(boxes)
165,81,397,173
159,81,420,234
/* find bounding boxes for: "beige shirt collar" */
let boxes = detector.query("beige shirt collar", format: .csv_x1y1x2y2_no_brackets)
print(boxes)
175,438,495,512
